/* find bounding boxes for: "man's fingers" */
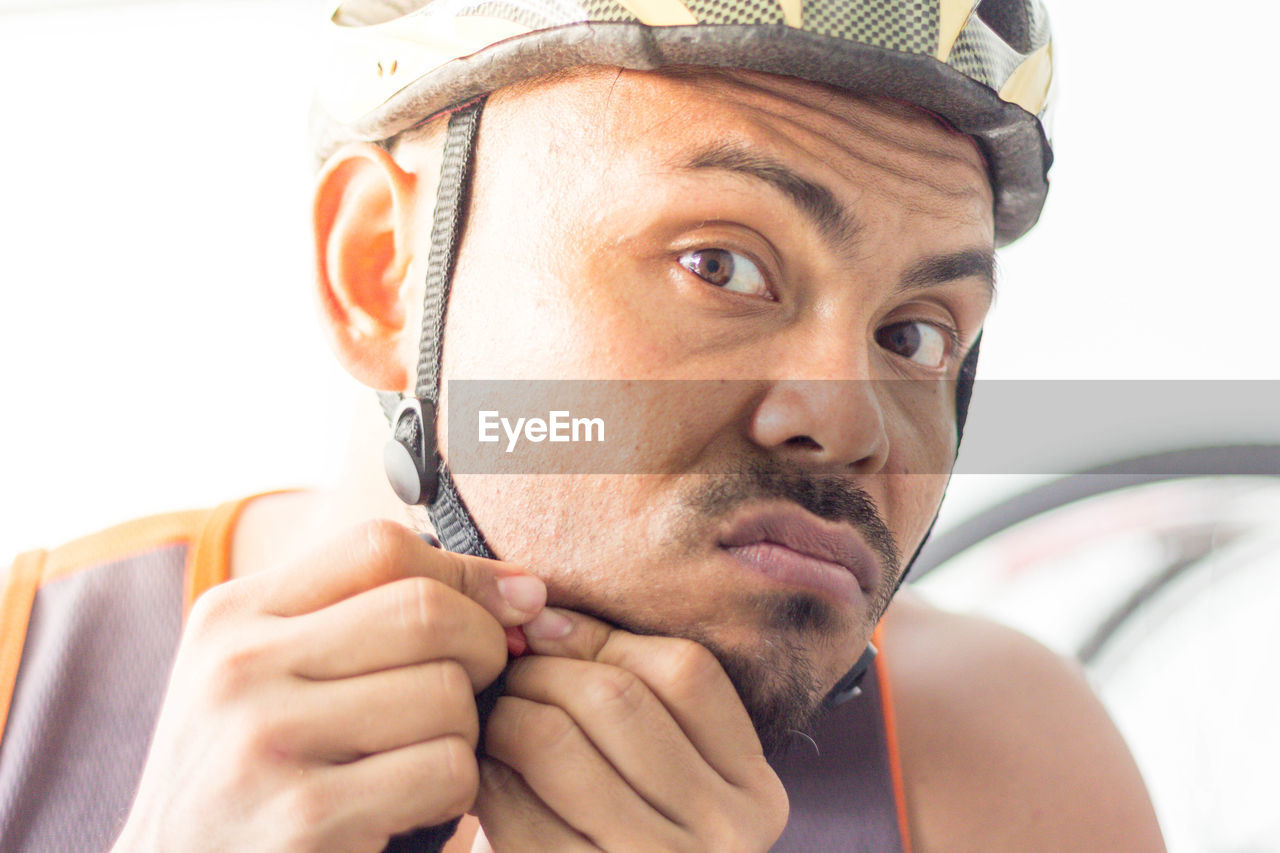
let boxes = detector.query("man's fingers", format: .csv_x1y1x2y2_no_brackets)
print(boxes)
283,660,480,761
521,606,614,659
482,696,688,850
473,758,597,853
523,607,773,790
502,655,723,823
248,520,542,623
282,578,509,689
317,735,481,842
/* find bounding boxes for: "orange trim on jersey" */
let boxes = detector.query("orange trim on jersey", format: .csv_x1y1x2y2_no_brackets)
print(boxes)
182,491,296,616
0,550,45,743
1,497,280,741
2,509,214,740
40,509,212,585
873,622,913,853
183,498,245,616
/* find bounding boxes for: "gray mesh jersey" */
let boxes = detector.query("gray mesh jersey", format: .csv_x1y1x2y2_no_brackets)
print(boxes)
0,498,909,852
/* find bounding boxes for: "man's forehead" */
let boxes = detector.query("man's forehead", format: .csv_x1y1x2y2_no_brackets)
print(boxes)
488,66,992,214
497,67,985,163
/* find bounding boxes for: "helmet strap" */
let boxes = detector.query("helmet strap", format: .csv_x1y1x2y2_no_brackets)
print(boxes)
381,96,496,559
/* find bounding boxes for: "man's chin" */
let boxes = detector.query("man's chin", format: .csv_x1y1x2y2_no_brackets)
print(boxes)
702,633,828,757
541,581,858,755
615,589,851,757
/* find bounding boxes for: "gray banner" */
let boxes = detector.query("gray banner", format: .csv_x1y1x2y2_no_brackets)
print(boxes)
441,380,1280,476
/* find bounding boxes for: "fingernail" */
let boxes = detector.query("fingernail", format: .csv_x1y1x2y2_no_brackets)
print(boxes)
496,575,546,613
524,608,573,640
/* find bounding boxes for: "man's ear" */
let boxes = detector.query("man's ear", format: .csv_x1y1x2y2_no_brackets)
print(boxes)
313,143,419,391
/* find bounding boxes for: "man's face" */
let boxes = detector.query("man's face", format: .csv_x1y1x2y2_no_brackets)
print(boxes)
416,68,994,749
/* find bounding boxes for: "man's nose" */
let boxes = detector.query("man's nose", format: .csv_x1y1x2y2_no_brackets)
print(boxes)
746,346,890,474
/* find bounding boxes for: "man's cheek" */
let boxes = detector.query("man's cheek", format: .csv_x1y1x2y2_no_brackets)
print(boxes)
457,472,656,596
456,474,574,562
882,404,956,532
886,473,949,543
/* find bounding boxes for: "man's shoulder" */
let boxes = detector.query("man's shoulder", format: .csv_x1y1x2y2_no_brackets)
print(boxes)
879,590,1165,852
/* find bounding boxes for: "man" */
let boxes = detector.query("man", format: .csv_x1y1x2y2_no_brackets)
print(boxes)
1,1,1164,850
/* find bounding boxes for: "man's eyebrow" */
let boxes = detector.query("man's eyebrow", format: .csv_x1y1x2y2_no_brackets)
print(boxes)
678,142,859,249
896,248,996,297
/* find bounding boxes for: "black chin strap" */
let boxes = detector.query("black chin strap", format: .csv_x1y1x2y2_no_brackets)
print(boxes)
378,97,494,853
380,97,495,560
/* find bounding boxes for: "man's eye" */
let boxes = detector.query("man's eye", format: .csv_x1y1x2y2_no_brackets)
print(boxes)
678,248,768,297
876,321,951,368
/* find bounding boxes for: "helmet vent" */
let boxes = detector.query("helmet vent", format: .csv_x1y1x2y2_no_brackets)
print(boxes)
975,0,1034,54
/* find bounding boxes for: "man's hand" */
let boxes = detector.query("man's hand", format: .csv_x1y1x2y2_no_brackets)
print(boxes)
113,520,549,853
472,608,789,852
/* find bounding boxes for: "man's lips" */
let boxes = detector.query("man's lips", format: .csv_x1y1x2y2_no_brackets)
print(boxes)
717,505,883,603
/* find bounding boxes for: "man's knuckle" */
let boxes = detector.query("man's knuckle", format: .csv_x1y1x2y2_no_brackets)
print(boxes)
474,642,508,690
394,576,451,641
438,735,480,814
205,637,272,701
755,773,791,844
239,712,297,764
654,827,695,853
435,659,472,705
647,637,720,702
701,815,772,853
524,702,577,748
582,667,648,720
666,637,719,684
277,780,336,845
698,773,787,851
448,553,490,602
478,755,519,798
186,582,241,635
434,662,480,743
355,518,415,576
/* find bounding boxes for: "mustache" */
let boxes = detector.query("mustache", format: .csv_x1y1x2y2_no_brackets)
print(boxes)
685,459,902,577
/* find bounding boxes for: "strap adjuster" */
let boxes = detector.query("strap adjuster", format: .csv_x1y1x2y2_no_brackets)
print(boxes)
384,397,438,506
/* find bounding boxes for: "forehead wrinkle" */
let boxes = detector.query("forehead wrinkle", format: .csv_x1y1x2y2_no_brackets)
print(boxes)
508,69,992,245
758,80,975,158
747,101,990,203
679,141,860,250
667,122,989,254
590,71,989,207
669,74,990,201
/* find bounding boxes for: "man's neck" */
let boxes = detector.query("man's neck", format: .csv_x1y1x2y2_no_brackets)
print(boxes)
229,395,428,579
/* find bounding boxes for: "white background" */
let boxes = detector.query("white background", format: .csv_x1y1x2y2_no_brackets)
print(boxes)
2,3,1279,850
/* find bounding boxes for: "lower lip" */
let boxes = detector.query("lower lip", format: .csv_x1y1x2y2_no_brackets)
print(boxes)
722,542,864,605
